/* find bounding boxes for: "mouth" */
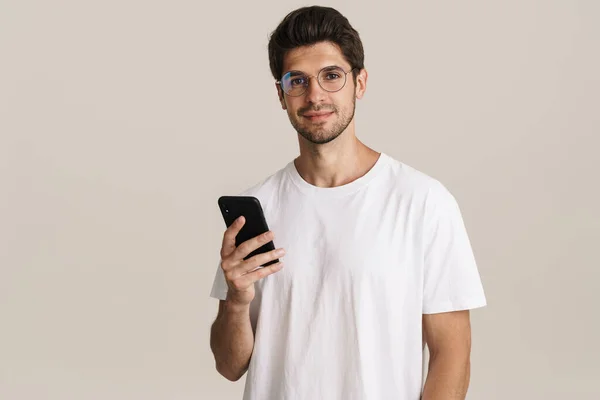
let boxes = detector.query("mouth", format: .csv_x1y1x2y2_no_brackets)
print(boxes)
303,112,334,122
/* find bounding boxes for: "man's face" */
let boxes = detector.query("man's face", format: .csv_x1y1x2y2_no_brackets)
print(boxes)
277,41,361,145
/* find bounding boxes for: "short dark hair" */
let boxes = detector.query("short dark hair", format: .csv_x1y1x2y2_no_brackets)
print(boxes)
267,6,364,82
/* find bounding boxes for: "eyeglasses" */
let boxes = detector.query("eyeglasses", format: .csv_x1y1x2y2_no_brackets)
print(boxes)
276,66,356,97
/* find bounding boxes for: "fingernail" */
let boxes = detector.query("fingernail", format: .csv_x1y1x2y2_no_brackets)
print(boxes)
275,248,285,256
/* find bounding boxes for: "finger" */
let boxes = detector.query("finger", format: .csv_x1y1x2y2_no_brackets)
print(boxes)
236,247,285,276
233,230,275,260
221,216,245,258
235,261,284,287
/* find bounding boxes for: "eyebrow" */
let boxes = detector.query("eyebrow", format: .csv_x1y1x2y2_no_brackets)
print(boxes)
285,65,343,77
321,65,343,72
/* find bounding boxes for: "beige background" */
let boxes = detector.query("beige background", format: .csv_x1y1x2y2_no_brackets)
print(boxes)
1,0,599,399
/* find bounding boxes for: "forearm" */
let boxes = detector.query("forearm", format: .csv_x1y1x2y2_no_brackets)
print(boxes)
210,300,255,381
421,350,470,400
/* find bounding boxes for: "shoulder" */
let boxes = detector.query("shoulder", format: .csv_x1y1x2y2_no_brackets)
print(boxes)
236,162,291,210
381,153,456,208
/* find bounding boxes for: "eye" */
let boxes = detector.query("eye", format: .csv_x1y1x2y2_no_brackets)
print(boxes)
324,72,341,80
290,77,307,86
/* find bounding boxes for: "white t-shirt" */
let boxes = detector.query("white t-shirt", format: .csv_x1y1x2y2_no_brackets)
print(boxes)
210,152,486,400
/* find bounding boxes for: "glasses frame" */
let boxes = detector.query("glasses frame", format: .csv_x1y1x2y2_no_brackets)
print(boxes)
276,66,357,97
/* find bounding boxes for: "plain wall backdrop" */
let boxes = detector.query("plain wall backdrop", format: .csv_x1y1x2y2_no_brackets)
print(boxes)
1,0,599,399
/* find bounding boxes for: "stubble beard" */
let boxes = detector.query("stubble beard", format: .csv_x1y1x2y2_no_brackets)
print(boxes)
289,96,356,145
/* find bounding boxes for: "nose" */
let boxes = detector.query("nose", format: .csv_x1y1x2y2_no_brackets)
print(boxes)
304,76,327,104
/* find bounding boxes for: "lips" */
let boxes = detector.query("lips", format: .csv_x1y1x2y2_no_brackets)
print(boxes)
304,112,332,117
303,111,334,121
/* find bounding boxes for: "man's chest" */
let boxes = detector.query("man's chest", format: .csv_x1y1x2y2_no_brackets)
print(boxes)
259,196,424,293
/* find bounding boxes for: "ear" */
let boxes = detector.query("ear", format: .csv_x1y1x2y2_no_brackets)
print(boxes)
275,82,287,110
354,68,368,100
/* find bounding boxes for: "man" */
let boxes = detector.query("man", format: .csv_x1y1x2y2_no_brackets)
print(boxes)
209,5,486,400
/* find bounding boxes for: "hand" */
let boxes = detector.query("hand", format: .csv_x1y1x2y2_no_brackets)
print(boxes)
219,216,285,307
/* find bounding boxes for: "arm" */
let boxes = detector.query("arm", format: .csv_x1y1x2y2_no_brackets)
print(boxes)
210,299,254,381
209,216,285,381
422,310,472,400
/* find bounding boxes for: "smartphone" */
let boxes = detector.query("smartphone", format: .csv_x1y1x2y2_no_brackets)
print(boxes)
217,196,279,267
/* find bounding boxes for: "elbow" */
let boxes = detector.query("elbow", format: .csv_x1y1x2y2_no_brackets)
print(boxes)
216,361,245,382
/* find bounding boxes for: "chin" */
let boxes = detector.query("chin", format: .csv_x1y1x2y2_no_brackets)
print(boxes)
299,129,343,145
289,107,354,145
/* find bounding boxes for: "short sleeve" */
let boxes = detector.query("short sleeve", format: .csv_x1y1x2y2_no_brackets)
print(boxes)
422,182,487,314
210,260,229,300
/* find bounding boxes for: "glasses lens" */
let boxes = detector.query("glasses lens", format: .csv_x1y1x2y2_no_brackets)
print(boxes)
280,67,349,96
318,67,346,92
281,71,308,96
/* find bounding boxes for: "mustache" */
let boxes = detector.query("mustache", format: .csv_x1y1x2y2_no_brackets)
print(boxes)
298,105,337,115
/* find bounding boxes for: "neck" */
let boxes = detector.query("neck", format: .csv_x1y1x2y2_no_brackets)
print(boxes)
294,127,380,188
